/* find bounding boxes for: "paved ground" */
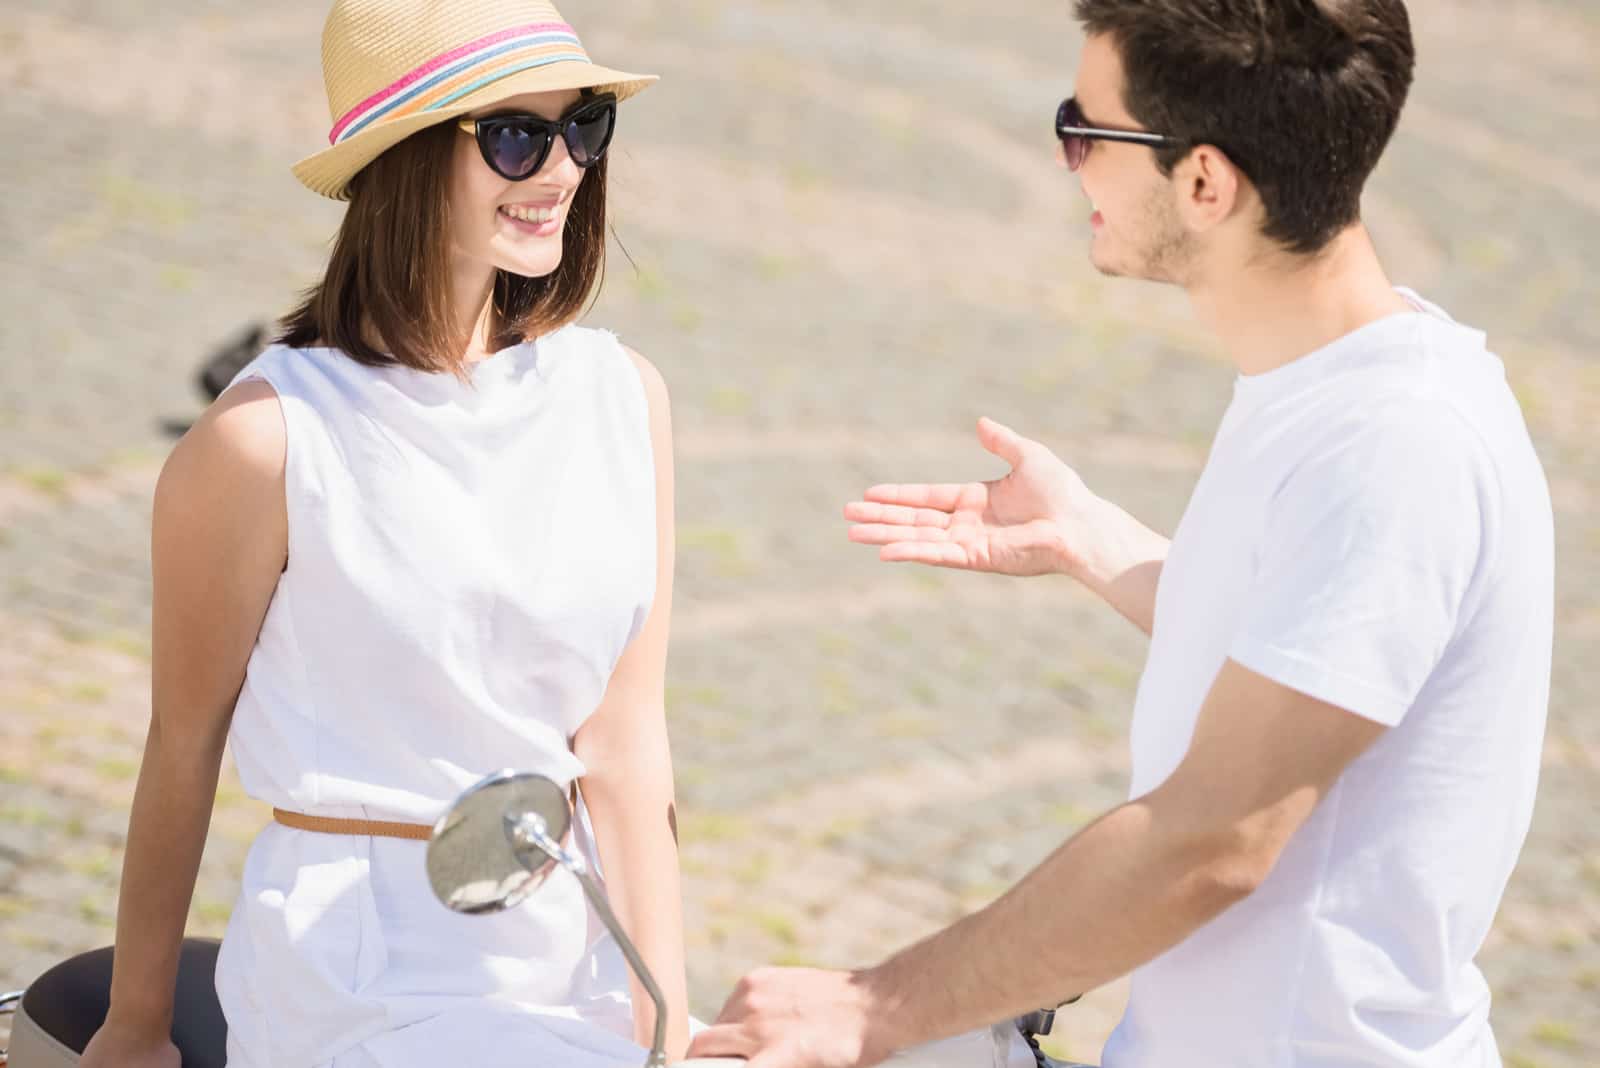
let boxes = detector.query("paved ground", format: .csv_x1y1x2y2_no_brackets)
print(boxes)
2,1,1597,1064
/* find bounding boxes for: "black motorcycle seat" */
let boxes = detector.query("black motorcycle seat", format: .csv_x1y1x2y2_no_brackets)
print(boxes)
19,938,226,1067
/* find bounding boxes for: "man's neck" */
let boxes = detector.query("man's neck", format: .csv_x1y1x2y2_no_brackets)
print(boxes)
1186,225,1416,377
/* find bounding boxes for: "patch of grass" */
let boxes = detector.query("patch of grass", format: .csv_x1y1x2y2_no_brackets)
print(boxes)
881,622,913,645
815,631,854,656
67,681,111,704
708,386,751,416
213,782,251,809
1505,1053,1550,1068
670,305,704,334
678,811,750,844
785,161,824,193
666,684,727,711
0,805,55,828
1039,669,1082,696
1550,929,1586,953
97,172,194,230
95,757,140,781
159,264,196,292
674,766,710,790
96,632,152,661
65,850,117,879
751,908,798,946
755,253,792,280
78,896,110,925
817,668,856,717
18,466,70,497
1530,1020,1578,1049
908,680,938,706
813,815,866,847
679,525,750,577
872,713,933,740
1047,802,1096,828
731,852,772,887
959,879,1013,912
11,929,58,951
192,900,233,927
631,267,668,302
1460,235,1510,272
1083,655,1139,691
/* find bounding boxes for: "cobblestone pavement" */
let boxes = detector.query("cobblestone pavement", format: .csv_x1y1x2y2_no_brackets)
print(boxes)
3,1,1598,1064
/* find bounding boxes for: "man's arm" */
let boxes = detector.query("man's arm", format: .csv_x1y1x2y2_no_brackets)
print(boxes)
844,417,1170,635
689,660,1384,1067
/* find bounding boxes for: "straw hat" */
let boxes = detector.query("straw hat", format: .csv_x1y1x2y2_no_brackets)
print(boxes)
293,0,657,199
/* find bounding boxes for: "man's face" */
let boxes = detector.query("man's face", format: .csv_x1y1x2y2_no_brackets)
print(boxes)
1069,34,1194,284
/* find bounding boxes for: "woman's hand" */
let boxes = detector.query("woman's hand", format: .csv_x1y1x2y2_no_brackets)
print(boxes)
80,1018,181,1068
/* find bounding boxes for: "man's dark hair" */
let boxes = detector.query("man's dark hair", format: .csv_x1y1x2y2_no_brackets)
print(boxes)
1075,0,1415,254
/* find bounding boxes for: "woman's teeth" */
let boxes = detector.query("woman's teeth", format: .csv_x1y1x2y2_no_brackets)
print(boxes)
501,205,557,223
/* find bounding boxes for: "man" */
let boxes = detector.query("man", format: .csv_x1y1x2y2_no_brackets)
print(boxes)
686,1,1553,1066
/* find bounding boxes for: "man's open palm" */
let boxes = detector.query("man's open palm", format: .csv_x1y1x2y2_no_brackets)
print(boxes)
845,417,1097,578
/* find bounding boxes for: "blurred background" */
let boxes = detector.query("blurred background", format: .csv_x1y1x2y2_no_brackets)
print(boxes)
1,0,1596,1063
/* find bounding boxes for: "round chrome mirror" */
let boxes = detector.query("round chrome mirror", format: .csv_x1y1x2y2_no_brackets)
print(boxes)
426,769,573,914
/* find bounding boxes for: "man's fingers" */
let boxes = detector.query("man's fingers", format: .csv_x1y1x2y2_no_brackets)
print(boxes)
879,541,973,568
977,416,1027,468
686,1023,755,1060
843,501,954,528
863,483,973,511
849,523,954,546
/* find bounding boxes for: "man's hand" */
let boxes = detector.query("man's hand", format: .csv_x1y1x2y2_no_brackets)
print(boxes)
845,417,1107,578
685,967,897,1068
845,417,1170,632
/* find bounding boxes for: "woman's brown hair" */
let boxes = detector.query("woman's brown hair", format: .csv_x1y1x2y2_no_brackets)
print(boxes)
277,118,608,374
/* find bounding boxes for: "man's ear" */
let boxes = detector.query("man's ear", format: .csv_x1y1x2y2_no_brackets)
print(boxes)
1171,145,1247,233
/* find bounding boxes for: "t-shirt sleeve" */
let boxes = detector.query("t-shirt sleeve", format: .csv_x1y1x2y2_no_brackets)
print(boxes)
1228,402,1496,726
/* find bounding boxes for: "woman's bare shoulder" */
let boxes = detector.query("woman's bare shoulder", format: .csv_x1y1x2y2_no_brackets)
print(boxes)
157,378,287,515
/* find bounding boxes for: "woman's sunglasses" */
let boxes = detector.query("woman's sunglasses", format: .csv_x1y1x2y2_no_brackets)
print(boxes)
1055,96,1179,171
457,93,618,181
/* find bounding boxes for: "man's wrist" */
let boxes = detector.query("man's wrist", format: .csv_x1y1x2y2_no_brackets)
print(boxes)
1054,491,1120,585
851,957,920,1060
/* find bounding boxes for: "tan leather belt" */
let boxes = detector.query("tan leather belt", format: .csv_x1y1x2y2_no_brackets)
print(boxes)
273,808,432,840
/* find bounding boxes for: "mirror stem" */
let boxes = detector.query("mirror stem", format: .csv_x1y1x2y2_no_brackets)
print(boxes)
510,814,670,1068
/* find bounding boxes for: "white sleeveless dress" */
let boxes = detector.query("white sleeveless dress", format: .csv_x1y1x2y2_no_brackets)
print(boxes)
214,326,657,1068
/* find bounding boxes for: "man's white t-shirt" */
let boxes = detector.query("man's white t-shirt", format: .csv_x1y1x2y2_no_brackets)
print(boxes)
1101,291,1553,1068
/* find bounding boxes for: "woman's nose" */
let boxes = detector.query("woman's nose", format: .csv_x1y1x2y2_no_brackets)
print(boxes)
541,131,582,183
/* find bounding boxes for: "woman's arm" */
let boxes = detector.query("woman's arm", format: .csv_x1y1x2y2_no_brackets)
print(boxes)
573,346,689,1059
81,380,288,1068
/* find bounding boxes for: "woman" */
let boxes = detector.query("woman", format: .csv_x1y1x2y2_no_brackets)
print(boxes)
80,2,685,1066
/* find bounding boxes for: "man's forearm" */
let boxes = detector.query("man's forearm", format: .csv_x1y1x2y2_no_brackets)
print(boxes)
1072,497,1169,636
857,793,1252,1053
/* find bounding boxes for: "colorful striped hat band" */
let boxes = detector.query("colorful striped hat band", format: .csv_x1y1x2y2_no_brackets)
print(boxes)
329,22,589,146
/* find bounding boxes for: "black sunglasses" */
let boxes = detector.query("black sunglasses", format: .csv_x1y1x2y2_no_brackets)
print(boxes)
457,93,618,181
1055,96,1179,171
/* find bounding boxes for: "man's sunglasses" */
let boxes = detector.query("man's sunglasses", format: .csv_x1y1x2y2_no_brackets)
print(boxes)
1055,96,1179,171
457,93,618,181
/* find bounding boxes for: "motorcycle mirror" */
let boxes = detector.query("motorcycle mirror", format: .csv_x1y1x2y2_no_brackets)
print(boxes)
425,769,572,914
